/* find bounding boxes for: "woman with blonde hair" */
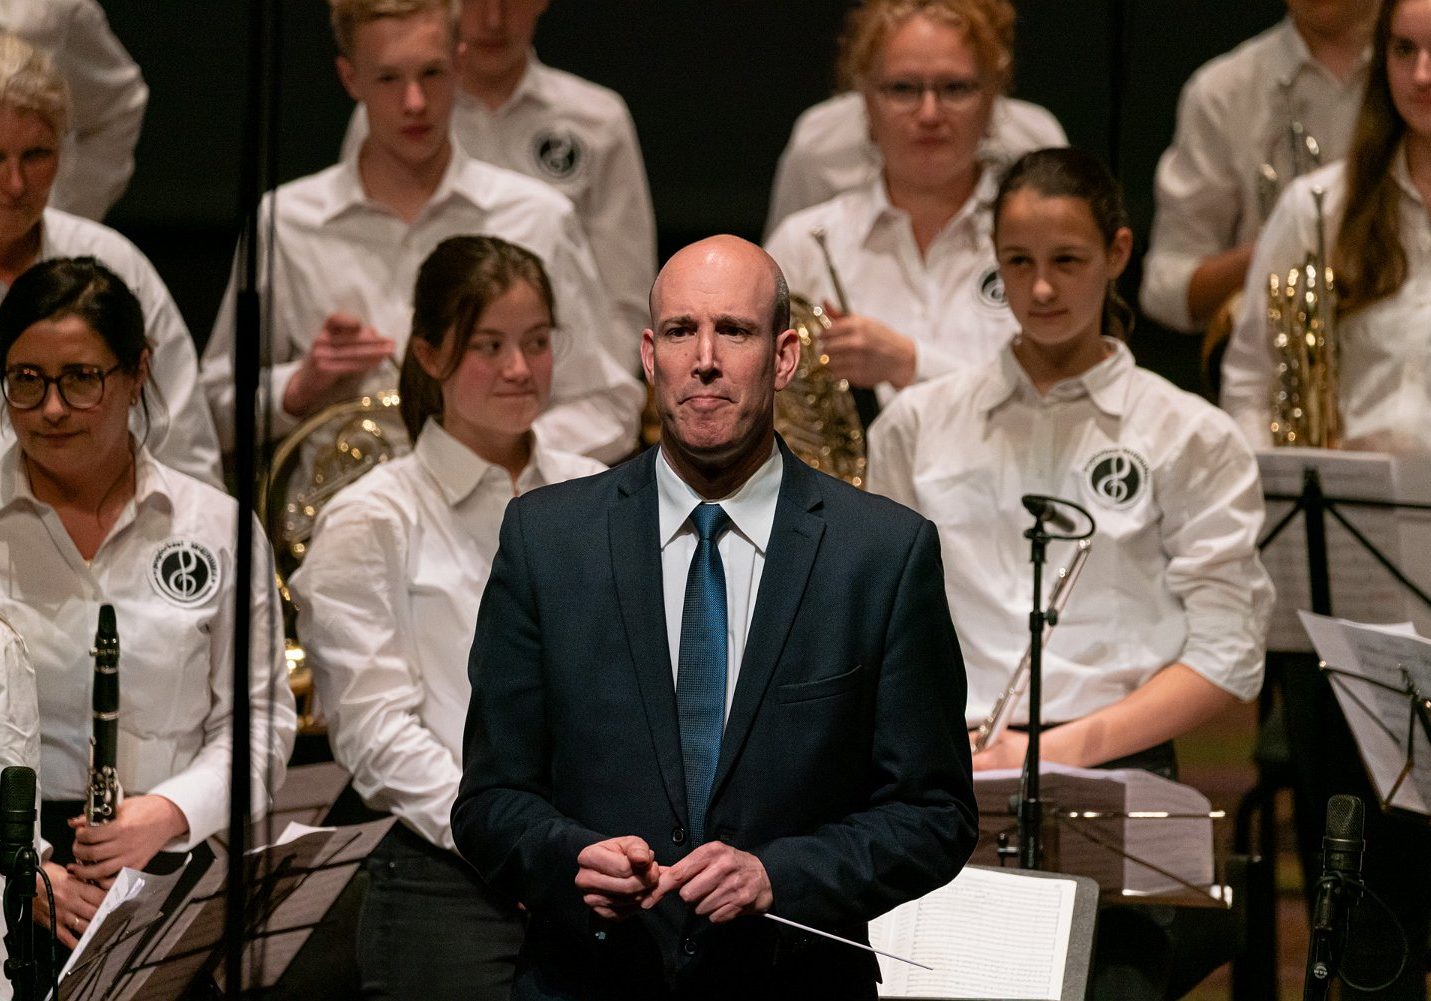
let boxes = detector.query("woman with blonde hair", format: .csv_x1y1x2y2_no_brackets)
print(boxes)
765,0,1052,406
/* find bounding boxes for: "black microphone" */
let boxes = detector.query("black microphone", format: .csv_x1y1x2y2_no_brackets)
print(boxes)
1021,494,1077,534
0,765,34,879
1305,794,1364,998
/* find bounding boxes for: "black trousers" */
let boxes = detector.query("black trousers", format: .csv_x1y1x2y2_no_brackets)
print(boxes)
355,822,525,1001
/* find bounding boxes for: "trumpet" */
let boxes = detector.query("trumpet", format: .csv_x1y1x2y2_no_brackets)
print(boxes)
87,604,122,825
1268,186,1340,448
972,539,1093,753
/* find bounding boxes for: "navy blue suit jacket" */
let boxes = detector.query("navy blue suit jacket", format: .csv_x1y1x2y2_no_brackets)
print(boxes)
452,440,976,1000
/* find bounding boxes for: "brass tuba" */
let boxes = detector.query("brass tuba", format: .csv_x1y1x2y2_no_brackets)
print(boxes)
258,390,410,730
1267,187,1340,448
775,295,867,487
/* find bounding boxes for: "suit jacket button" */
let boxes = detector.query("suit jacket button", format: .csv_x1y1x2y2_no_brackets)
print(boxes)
682,938,698,956
671,826,687,845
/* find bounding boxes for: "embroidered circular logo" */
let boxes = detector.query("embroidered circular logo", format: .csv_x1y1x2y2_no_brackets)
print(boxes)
1084,448,1149,510
149,540,220,607
532,129,584,181
977,265,1006,308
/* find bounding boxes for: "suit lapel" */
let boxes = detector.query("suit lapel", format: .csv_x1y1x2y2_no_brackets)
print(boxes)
609,449,687,821
712,445,825,800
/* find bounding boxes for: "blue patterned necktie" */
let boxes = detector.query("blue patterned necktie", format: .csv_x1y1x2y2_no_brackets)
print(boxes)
676,503,732,845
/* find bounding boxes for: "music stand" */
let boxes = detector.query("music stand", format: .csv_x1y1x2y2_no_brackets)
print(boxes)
1298,613,1431,819
57,818,392,1000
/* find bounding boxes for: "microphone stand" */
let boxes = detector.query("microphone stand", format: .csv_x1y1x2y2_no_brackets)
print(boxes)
2,842,39,1001
1017,509,1054,870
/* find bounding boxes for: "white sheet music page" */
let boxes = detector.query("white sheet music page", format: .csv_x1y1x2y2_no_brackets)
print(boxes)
868,866,1076,999
1259,450,1407,652
1298,611,1431,815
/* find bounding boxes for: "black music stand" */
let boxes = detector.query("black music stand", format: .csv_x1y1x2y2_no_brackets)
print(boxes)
57,818,392,1000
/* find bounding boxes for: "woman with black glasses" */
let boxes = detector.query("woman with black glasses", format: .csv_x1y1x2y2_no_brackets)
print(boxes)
0,257,294,955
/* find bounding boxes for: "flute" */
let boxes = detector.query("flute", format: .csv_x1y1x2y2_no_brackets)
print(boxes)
86,604,123,825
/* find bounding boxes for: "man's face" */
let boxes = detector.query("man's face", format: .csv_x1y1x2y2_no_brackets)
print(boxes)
1286,0,1378,37
641,239,800,474
0,105,59,248
460,0,548,88
338,10,457,172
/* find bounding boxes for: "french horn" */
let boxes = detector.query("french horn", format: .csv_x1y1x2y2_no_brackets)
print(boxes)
775,295,867,487
257,389,410,731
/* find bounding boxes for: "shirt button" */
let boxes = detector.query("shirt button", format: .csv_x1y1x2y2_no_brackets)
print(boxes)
671,827,687,845
682,938,698,956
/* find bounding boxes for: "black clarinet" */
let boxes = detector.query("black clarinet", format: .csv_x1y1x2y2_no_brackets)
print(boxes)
86,604,122,825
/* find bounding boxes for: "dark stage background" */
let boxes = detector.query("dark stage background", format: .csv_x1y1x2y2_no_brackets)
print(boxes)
99,0,1285,392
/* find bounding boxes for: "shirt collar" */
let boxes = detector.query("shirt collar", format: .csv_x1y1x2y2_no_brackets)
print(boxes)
976,337,1134,417
862,165,999,248
655,443,783,554
320,136,479,224
0,441,172,516
1394,142,1424,207
1275,16,1372,86
413,417,510,506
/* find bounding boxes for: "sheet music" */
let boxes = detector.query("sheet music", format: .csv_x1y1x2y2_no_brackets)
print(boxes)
1259,450,1408,651
869,867,1076,999
1299,611,1431,815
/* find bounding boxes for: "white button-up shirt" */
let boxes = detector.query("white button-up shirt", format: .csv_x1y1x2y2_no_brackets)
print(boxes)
0,208,223,487
1141,17,1368,332
0,614,38,778
763,91,1067,238
0,447,296,850
200,143,643,464
1221,153,1431,453
289,420,603,851
868,341,1272,724
0,0,147,221
655,445,782,720
765,170,1020,402
343,54,656,369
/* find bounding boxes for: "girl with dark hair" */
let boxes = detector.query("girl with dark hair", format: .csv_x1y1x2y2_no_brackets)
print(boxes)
871,146,1271,776
0,257,294,953
288,235,603,1001
869,145,1274,998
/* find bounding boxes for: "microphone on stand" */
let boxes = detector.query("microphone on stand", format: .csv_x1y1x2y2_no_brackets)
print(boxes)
1304,794,1364,1000
1021,494,1078,535
0,764,38,1001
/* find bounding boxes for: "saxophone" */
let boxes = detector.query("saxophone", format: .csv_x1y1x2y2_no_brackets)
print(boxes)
1268,187,1340,448
972,539,1093,753
87,604,122,825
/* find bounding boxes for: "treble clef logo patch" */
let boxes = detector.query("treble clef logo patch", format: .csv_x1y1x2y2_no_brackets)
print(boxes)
149,539,220,608
1083,448,1149,511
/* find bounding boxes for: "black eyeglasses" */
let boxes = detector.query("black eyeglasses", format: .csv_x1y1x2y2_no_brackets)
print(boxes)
3,364,123,410
874,77,985,111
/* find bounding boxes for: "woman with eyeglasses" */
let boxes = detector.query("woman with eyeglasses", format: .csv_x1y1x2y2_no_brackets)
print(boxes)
765,0,1050,403
0,32,219,484
0,257,295,958
288,236,603,1001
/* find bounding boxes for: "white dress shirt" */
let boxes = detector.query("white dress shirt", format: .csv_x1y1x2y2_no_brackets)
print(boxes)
655,445,783,719
343,54,657,369
0,0,147,221
0,615,35,1001
289,419,603,851
868,340,1273,724
765,169,1020,402
1141,17,1368,332
1221,154,1431,453
0,208,223,487
763,91,1067,238
200,143,643,463
0,447,296,850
